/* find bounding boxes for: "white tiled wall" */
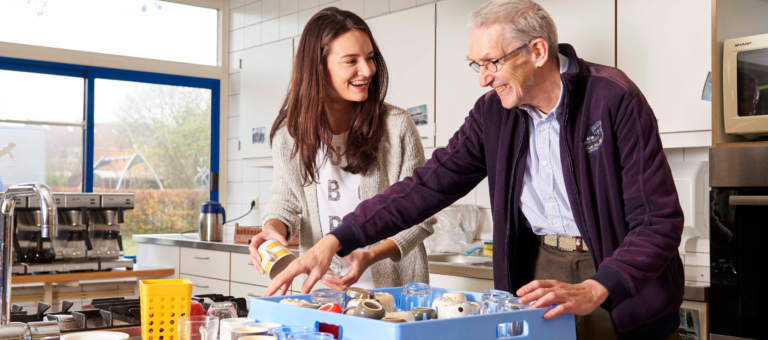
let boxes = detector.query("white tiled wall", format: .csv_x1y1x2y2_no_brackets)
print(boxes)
226,0,439,240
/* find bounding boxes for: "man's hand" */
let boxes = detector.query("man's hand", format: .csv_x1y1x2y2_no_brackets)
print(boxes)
263,235,342,297
248,221,289,275
323,251,373,291
516,279,609,319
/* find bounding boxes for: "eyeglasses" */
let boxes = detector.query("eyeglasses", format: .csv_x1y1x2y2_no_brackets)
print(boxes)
469,41,530,73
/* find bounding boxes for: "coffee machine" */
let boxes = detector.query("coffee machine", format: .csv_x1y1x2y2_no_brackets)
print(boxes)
89,193,134,270
12,192,134,274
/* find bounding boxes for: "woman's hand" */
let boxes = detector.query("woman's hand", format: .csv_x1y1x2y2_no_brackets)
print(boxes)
323,251,373,291
249,220,289,275
263,235,341,296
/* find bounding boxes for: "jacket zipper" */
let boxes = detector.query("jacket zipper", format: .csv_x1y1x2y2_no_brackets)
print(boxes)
506,113,527,291
560,79,597,269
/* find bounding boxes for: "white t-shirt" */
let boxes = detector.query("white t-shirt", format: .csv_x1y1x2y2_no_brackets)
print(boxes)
316,132,375,289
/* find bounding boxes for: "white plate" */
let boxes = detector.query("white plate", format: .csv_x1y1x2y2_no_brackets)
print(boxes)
60,331,130,340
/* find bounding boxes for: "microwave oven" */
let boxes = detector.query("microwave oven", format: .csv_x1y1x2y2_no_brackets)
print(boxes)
723,33,768,136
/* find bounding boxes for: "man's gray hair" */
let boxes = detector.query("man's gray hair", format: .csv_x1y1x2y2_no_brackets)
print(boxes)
470,0,559,59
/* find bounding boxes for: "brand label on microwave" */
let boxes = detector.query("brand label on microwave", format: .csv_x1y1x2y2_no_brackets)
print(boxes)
736,42,752,47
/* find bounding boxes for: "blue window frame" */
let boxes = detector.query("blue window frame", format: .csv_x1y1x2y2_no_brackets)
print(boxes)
0,56,221,201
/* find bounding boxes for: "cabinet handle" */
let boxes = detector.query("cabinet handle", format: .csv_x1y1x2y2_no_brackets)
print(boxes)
247,293,259,297
730,196,768,206
194,256,210,260
194,284,210,289
247,262,254,266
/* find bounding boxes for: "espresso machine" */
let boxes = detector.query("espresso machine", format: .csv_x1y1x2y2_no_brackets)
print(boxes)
12,192,134,274
89,193,134,270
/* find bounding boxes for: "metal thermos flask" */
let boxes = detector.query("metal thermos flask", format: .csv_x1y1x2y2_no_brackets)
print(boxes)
198,201,225,242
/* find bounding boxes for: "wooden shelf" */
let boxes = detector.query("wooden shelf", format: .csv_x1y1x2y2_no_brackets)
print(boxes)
11,265,174,284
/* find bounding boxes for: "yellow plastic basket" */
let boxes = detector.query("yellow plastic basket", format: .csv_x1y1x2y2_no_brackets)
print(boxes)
139,279,193,340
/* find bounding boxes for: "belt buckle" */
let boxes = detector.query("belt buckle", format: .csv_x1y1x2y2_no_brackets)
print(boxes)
575,237,583,253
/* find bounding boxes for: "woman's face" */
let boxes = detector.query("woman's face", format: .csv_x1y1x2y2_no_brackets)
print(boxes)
326,29,376,104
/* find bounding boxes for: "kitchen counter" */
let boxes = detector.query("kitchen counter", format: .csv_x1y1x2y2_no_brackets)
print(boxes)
132,233,299,255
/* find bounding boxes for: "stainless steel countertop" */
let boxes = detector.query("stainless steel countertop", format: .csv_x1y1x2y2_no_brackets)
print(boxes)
132,233,300,255
135,235,709,302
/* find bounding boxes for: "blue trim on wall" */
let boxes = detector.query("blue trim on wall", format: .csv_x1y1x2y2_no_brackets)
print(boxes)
0,56,221,202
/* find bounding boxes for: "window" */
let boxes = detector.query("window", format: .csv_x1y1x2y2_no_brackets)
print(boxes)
0,57,220,256
0,69,85,192
0,0,218,66
94,79,213,254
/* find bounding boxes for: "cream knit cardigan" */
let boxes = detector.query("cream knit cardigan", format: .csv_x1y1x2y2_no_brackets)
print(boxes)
261,105,435,287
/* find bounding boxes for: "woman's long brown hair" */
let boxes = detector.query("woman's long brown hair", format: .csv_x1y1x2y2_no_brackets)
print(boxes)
270,7,389,186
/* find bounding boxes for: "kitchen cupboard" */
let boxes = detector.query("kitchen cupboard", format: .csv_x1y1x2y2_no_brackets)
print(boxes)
435,0,615,147
617,0,711,142
239,38,295,159
367,4,437,147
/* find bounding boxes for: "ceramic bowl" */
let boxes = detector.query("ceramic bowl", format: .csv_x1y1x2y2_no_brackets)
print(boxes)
60,331,129,340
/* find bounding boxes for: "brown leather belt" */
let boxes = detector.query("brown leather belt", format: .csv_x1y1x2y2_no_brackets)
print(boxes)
543,235,589,252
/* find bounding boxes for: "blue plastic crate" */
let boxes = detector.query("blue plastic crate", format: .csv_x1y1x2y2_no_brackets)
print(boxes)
248,286,576,340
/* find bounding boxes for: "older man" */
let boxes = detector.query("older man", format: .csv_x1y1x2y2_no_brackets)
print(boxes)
264,0,684,338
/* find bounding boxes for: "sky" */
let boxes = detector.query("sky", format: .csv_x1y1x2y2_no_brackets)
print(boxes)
0,0,218,124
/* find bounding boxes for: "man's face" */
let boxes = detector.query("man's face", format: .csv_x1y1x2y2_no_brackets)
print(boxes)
469,25,536,109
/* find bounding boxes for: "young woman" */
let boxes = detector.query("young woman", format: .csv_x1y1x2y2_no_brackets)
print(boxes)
248,7,434,294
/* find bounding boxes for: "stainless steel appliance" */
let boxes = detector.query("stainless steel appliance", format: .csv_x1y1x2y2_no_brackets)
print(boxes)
710,146,768,340
89,193,134,270
199,201,225,242
1,183,57,327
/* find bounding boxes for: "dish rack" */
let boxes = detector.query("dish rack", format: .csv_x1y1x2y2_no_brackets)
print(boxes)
247,287,576,340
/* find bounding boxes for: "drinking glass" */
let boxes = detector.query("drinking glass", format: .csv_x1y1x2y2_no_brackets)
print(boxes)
496,297,534,337
269,326,317,340
207,301,238,320
178,315,219,340
477,290,515,315
288,332,335,340
323,255,344,279
400,282,432,312
311,289,344,307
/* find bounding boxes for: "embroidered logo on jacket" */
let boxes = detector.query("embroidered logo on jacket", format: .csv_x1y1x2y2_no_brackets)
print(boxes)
583,121,603,153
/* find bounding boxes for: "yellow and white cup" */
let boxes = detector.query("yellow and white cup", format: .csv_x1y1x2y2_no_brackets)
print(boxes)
258,240,297,279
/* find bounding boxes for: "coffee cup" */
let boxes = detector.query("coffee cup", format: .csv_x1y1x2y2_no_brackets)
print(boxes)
220,318,256,340
258,240,297,279
374,292,396,313
410,307,438,321
232,327,269,340
384,311,415,323
437,300,473,319
246,323,282,332
431,296,460,312
441,292,480,314
343,300,385,320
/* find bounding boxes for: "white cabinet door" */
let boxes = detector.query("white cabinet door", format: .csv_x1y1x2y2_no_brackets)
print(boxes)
618,0,711,134
180,248,231,280
435,0,615,147
136,243,180,279
230,282,269,309
367,4,436,147
240,39,294,159
231,252,273,286
181,274,231,296
428,273,494,293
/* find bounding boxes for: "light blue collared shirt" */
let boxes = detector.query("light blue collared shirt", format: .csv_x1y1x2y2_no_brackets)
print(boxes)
519,54,580,237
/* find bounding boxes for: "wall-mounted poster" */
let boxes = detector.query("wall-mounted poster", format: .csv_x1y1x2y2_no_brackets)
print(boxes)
252,127,266,144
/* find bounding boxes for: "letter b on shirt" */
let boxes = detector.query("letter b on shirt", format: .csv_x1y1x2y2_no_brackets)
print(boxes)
328,180,340,201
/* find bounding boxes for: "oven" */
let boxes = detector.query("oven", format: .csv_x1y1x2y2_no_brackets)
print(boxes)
710,146,768,340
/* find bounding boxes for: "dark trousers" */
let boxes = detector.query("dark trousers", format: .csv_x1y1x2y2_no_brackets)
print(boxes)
532,242,679,340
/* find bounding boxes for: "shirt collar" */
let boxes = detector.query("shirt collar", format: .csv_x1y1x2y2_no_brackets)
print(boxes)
521,53,569,122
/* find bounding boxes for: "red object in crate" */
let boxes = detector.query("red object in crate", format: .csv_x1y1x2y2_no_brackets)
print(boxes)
319,303,343,313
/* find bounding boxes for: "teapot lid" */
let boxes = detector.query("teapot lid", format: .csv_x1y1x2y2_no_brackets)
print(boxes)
201,201,223,214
